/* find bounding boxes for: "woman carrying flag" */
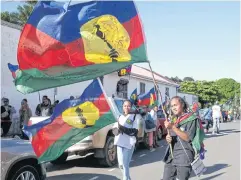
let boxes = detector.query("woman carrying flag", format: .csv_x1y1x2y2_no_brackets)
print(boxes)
114,100,138,180
162,96,205,180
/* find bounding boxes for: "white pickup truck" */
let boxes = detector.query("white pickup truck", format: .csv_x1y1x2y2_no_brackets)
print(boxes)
29,97,150,167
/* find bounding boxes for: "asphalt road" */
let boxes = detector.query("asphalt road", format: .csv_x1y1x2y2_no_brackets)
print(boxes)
46,120,240,180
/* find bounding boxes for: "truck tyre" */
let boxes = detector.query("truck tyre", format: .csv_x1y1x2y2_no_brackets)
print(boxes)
98,136,117,167
50,152,68,165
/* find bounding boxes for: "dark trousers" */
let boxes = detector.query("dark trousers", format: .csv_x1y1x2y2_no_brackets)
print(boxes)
163,162,192,180
1,122,12,137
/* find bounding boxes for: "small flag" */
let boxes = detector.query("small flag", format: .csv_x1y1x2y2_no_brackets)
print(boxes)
8,63,19,79
138,87,157,107
130,88,137,104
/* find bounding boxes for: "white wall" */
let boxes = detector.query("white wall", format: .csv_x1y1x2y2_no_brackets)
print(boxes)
1,25,56,116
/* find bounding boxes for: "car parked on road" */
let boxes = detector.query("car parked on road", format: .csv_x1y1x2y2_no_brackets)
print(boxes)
1,138,46,180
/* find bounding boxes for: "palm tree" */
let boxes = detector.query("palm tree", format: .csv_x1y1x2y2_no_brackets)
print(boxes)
15,4,34,25
1,1,38,25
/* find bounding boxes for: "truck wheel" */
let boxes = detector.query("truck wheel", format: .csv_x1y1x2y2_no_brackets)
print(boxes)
98,136,117,167
50,152,68,165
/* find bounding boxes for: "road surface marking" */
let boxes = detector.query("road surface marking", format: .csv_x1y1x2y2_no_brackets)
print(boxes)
140,154,146,157
89,176,99,180
108,168,116,172
150,149,156,152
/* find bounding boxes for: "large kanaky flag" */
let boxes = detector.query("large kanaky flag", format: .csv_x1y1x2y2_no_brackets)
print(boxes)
12,0,148,94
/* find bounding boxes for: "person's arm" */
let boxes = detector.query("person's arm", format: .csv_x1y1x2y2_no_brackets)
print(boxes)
35,104,40,116
118,123,138,136
28,108,32,118
165,119,197,142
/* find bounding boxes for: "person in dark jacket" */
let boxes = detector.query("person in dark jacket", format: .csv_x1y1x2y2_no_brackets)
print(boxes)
1,98,15,137
35,95,48,116
163,96,199,180
35,96,53,116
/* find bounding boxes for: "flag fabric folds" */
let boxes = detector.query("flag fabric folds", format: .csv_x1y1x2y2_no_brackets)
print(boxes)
23,79,115,163
13,0,147,94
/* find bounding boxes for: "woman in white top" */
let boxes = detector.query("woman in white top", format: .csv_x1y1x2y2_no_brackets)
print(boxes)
114,100,138,180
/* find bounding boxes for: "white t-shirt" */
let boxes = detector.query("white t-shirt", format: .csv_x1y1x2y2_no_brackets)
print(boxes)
114,114,138,149
150,110,157,124
212,105,221,118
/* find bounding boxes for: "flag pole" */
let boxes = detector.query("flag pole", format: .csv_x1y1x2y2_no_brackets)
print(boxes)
147,61,174,158
97,77,118,121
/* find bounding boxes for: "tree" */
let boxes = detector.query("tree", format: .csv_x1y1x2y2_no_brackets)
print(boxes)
215,78,240,104
1,1,37,25
183,77,195,82
180,78,240,107
1,11,19,24
180,81,219,106
170,76,183,83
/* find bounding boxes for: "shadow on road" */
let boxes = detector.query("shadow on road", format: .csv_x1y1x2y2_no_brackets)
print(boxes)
46,140,167,172
46,155,104,172
47,173,119,180
205,128,240,139
200,172,225,180
203,163,230,175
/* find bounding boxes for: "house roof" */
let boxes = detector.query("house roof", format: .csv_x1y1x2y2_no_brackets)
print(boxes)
131,65,179,87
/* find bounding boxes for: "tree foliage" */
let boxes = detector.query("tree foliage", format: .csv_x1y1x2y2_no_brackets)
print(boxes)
1,1,37,25
170,76,183,83
180,78,240,107
183,77,195,82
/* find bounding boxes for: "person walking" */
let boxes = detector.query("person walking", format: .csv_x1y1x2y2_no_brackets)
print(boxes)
114,100,138,180
150,105,159,147
203,105,212,133
212,101,223,134
163,96,201,180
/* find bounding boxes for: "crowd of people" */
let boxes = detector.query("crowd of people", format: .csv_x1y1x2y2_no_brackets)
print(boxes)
114,96,206,180
1,95,60,138
1,94,239,180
